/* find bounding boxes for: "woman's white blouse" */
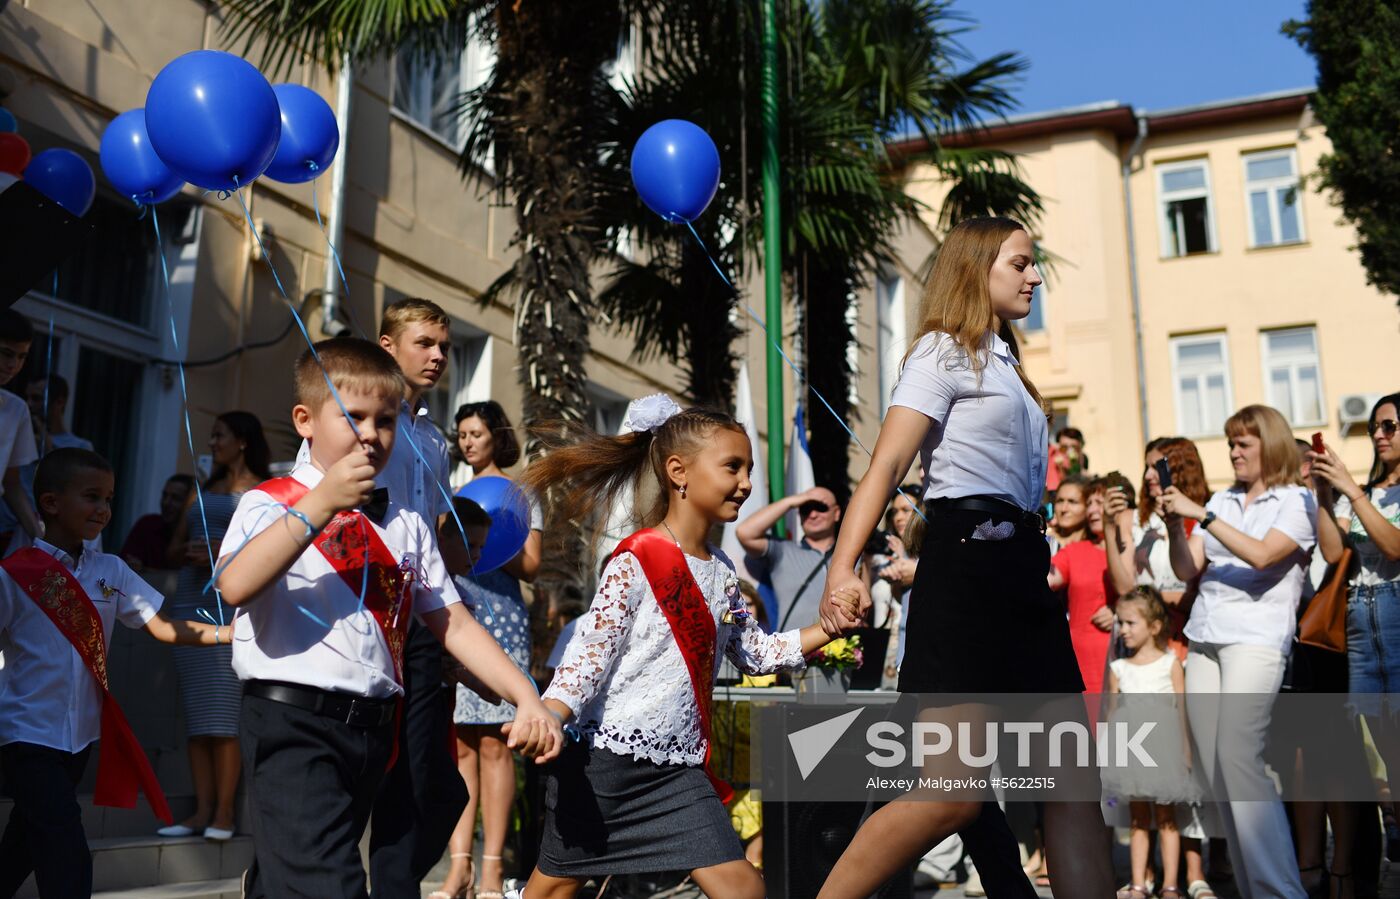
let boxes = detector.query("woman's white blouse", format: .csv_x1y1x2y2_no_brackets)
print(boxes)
889,331,1048,512
1334,485,1400,587
543,547,805,766
1183,484,1317,654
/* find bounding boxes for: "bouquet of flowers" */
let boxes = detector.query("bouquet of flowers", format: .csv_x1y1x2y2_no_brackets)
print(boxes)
807,635,864,671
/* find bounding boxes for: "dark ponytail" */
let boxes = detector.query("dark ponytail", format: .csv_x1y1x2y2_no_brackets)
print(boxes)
520,407,745,533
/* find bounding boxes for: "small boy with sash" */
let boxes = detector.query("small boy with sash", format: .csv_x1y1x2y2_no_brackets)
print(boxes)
0,448,224,897
213,338,561,898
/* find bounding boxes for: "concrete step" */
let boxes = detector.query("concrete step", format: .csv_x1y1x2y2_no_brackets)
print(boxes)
94,878,243,899
0,792,199,840
12,834,252,898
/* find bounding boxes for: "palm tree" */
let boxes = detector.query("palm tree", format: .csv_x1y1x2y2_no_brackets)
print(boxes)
594,0,1043,498
219,0,649,627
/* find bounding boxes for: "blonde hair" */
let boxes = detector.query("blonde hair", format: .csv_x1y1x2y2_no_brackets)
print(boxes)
905,216,1048,414
1224,404,1303,488
379,297,449,341
1119,585,1170,651
294,337,406,412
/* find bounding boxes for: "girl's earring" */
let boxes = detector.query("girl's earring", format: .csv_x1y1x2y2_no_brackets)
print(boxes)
679,484,688,499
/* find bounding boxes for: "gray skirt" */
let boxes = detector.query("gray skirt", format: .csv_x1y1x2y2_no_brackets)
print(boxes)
538,743,744,877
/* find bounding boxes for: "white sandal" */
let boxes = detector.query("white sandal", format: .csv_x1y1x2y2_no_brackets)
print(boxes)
429,852,475,899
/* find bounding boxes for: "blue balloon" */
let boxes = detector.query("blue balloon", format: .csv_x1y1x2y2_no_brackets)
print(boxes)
145,50,281,191
264,84,339,184
100,109,184,204
23,148,95,216
0,108,16,133
630,119,721,223
455,476,531,576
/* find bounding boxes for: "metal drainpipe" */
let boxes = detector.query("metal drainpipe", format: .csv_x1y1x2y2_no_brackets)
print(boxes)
1122,113,1150,447
322,54,353,336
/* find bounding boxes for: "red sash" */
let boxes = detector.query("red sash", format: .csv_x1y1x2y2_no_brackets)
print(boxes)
611,530,734,804
257,477,414,768
0,548,173,824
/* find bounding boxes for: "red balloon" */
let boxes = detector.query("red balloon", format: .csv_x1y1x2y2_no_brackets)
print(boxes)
0,132,30,175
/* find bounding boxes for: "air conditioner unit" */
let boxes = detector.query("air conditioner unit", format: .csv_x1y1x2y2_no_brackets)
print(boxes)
1340,393,1383,432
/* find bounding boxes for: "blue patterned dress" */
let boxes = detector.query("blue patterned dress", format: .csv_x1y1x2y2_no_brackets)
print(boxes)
453,566,533,725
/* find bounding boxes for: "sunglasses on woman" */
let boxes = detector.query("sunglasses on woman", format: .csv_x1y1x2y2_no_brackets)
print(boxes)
1369,419,1399,437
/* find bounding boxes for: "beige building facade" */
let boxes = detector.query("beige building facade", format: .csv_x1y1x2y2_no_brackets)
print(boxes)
890,88,1400,490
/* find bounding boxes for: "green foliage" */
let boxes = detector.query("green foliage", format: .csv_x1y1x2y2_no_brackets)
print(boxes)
1286,1,1400,305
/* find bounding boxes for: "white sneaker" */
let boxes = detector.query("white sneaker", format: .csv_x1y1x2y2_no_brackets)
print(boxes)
963,869,985,897
503,889,524,899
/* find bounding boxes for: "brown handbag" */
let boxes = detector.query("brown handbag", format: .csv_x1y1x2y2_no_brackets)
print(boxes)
1297,546,1354,654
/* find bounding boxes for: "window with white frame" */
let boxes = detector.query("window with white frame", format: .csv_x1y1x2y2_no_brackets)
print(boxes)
392,27,495,150
1261,326,1324,426
1157,160,1217,258
875,270,906,416
1244,149,1304,248
1171,333,1233,437
425,331,492,432
588,383,630,436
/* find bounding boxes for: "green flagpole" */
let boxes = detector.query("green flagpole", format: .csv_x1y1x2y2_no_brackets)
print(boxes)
761,0,785,536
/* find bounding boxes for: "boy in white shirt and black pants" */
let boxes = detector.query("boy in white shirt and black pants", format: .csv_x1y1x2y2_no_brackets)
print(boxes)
0,448,223,897
216,338,562,898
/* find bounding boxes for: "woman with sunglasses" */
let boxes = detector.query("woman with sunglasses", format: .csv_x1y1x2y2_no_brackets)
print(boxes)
1312,392,1400,869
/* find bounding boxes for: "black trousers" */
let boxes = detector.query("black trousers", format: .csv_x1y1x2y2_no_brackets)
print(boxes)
960,802,1038,898
0,742,92,899
369,621,469,897
240,693,394,899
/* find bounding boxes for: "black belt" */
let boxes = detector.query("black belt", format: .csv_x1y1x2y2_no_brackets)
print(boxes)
929,495,1046,534
244,680,397,728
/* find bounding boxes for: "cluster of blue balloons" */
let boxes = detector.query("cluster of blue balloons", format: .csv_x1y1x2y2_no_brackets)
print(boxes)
100,50,340,208
630,119,721,223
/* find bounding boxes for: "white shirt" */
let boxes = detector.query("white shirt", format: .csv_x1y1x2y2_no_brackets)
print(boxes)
219,462,458,698
889,331,1048,512
544,546,806,766
0,389,37,474
1183,484,1317,654
295,401,452,523
1335,486,1400,587
0,540,162,752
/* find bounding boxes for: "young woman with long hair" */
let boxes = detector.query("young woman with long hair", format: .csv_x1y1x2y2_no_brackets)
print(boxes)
813,216,1115,898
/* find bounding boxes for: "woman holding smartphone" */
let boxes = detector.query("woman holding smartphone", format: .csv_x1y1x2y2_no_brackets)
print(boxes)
814,217,1114,898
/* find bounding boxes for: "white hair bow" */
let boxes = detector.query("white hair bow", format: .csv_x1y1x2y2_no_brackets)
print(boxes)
622,393,683,434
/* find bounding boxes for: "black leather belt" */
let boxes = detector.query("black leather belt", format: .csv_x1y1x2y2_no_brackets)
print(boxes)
244,680,397,728
929,495,1046,534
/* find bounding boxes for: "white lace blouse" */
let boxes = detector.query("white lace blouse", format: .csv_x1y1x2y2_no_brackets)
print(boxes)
543,546,806,766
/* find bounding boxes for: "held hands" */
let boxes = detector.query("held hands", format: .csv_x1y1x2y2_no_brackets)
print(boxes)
820,573,868,636
879,557,918,590
1158,486,1205,523
1308,444,1362,501
500,697,565,764
308,448,377,517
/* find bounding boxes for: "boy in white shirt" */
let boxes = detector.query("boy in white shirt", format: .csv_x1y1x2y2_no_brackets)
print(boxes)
0,309,40,549
214,337,561,898
0,447,222,897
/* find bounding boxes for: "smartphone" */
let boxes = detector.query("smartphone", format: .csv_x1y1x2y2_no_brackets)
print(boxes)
1312,432,1325,454
1153,458,1173,490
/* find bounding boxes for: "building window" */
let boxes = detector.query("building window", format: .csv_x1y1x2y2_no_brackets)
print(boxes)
425,331,492,432
1157,160,1217,258
588,383,630,436
1261,326,1324,426
392,28,494,150
1171,333,1232,437
1244,149,1304,248
1023,283,1047,334
875,270,906,416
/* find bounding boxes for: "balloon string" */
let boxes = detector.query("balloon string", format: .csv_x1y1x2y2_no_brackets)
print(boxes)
311,178,353,326
393,415,501,632
151,207,226,626
681,221,929,524
228,179,367,613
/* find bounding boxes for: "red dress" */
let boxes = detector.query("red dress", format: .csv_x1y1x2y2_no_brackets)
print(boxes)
1051,539,1114,695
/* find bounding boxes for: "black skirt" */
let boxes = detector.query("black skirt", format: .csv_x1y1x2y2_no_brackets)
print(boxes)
537,743,744,877
898,505,1084,696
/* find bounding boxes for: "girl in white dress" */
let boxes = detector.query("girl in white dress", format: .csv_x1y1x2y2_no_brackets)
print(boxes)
1105,586,1198,899
510,397,851,899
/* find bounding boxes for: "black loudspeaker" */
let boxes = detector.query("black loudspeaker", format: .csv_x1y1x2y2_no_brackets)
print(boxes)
763,800,914,898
